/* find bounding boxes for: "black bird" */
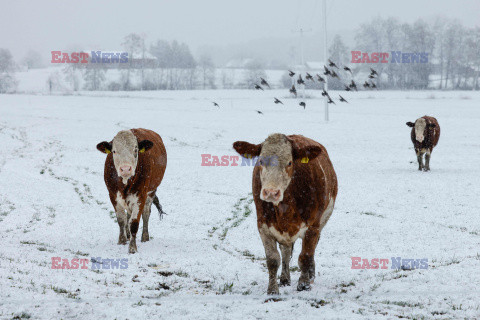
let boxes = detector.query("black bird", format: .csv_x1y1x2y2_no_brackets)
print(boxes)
327,97,336,104
371,82,377,89
349,80,357,91
328,59,339,68
274,98,283,105
363,81,370,88
323,66,331,76
370,68,378,76
343,66,352,74
321,89,330,98
344,85,351,91
331,70,339,79
255,110,264,115
299,102,306,109
305,72,314,81
289,85,297,97
288,70,296,77
213,102,220,108
260,77,270,88
297,74,305,85
339,95,348,103
368,74,376,79
254,84,264,90
316,74,325,83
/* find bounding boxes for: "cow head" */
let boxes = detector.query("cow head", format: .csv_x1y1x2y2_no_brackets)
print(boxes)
233,133,322,206
406,118,436,143
97,130,153,183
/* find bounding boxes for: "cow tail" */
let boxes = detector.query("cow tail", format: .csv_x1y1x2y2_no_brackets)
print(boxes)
153,195,166,220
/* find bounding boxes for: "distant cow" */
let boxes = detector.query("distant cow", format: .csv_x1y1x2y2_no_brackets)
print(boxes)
97,129,167,253
406,116,440,171
233,134,338,294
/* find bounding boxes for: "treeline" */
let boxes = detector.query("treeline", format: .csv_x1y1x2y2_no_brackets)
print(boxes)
328,17,480,90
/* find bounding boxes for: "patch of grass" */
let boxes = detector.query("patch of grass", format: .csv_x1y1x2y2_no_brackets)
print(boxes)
381,300,422,308
360,211,385,218
310,299,328,308
157,271,174,277
37,247,47,252
51,286,68,294
289,266,300,272
218,282,234,294
11,312,31,319
174,270,189,278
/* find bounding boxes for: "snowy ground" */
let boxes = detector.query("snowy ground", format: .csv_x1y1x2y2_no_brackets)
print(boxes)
0,89,479,319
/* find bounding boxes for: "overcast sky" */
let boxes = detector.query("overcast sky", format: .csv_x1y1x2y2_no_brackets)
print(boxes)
1,0,479,60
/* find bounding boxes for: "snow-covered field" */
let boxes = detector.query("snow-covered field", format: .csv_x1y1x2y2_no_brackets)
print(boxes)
0,89,479,319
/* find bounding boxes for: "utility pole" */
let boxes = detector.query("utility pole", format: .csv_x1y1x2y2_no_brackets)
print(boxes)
292,28,312,99
323,0,329,121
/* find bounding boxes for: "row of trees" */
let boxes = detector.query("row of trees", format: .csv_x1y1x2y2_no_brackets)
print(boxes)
328,17,480,90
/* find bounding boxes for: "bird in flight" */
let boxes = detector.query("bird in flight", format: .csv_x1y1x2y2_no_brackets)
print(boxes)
339,95,348,103
349,80,357,91
328,59,339,68
288,70,296,77
323,66,331,76
327,97,336,104
274,98,283,105
343,66,352,74
370,68,378,76
297,74,305,85
254,84,264,90
316,74,325,83
260,78,270,88
255,110,264,115
213,102,220,108
299,102,306,109
289,85,297,97
305,73,314,81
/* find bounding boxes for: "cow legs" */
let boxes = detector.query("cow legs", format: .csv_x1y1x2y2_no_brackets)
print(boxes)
115,206,127,245
126,212,131,240
259,230,280,295
128,201,146,254
141,199,152,242
424,150,431,171
279,243,293,286
416,150,424,171
298,228,320,291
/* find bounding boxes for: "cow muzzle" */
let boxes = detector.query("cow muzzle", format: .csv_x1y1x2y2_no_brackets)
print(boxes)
261,188,282,204
119,165,133,177
416,135,425,143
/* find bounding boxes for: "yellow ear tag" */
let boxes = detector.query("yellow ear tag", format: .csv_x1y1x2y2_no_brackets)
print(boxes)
244,153,252,159
105,149,111,154
139,148,145,153
301,157,309,163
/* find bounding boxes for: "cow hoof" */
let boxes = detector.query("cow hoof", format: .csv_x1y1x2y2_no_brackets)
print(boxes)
267,286,279,295
141,234,149,242
297,282,311,291
118,239,127,245
128,244,137,254
279,277,291,287
423,168,430,172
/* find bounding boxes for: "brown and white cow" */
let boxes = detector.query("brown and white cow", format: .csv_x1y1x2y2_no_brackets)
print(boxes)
233,134,338,294
97,128,167,253
406,116,440,171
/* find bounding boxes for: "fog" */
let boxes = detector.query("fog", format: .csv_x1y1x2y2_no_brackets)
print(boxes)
1,0,479,64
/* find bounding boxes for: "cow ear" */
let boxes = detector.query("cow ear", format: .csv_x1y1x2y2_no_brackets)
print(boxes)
292,145,322,163
233,141,262,158
138,140,154,153
428,123,436,128
406,122,415,127
97,141,112,154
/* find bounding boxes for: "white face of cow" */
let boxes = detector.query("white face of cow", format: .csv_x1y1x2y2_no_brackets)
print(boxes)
414,118,427,142
233,133,323,207
257,134,294,205
97,130,154,184
111,130,139,182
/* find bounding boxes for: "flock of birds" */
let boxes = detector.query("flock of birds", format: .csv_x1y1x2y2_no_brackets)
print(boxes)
212,59,380,115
